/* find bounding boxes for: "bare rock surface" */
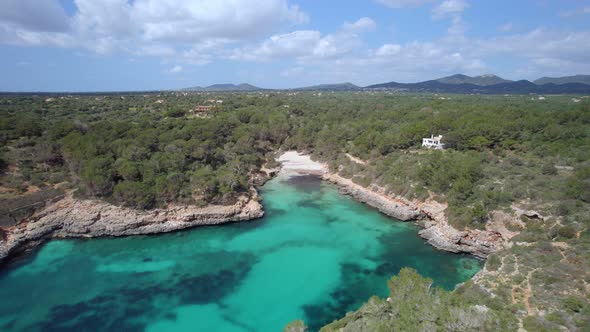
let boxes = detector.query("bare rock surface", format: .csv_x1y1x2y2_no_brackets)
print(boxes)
0,192,263,263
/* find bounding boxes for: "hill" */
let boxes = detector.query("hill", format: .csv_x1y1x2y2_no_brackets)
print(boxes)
436,74,512,86
293,82,360,91
534,75,590,85
365,79,590,94
183,83,262,92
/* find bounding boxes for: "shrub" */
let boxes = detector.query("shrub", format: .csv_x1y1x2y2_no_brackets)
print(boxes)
541,162,557,175
165,109,185,118
563,296,585,313
522,316,553,332
486,254,502,271
557,225,576,239
112,181,155,209
81,156,115,196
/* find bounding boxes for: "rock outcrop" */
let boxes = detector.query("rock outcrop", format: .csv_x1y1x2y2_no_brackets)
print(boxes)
0,191,263,264
323,172,505,259
323,173,423,221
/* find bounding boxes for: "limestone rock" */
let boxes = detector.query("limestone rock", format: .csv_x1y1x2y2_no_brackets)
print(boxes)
0,190,263,264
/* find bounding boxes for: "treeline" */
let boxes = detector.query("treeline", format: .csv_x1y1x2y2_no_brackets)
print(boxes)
1,93,588,219
279,93,588,229
0,94,291,208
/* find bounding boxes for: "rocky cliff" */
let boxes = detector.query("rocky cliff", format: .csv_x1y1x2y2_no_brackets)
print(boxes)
0,191,263,264
323,172,505,258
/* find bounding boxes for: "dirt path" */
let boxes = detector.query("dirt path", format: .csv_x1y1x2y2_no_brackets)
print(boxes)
345,153,367,165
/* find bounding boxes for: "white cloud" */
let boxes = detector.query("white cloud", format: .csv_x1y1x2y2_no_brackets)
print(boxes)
432,0,469,19
1,0,589,87
231,17,375,62
230,30,321,61
0,0,70,32
342,17,376,33
281,24,590,86
375,0,434,8
170,65,183,73
375,43,401,56
0,0,309,57
130,0,308,43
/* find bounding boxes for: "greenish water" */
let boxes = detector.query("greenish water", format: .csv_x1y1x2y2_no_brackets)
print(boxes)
0,174,481,332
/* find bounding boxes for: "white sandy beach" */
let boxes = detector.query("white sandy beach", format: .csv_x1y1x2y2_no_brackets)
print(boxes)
277,151,326,174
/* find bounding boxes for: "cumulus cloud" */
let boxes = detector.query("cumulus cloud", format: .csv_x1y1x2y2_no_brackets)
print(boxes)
432,0,469,19
230,30,321,61
342,17,377,33
1,0,589,85
0,0,309,57
279,22,590,85
231,17,376,62
375,44,402,56
0,0,70,32
129,0,308,42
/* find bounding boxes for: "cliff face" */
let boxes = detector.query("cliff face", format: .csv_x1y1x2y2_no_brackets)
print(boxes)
0,192,263,263
323,173,505,258
323,174,423,221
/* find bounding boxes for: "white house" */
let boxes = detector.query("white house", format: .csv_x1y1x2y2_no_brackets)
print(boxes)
422,135,445,149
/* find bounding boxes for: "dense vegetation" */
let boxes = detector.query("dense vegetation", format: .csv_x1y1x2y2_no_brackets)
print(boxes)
1,92,588,330
0,94,290,210
320,268,516,331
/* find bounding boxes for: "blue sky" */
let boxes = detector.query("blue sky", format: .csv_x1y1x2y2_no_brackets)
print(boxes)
1,0,589,91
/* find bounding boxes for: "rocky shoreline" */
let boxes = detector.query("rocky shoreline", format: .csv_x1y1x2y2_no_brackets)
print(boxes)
0,190,263,265
322,172,504,259
0,150,512,266
276,151,508,259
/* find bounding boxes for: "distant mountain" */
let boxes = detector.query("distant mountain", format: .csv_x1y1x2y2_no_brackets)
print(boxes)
534,75,590,85
293,82,360,91
183,83,262,92
436,74,512,86
178,74,590,95
365,79,590,94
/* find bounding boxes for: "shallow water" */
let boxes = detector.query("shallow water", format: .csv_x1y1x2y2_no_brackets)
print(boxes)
0,173,481,332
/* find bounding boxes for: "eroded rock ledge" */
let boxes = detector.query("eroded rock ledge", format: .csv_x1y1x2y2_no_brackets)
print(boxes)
322,173,504,259
0,191,263,264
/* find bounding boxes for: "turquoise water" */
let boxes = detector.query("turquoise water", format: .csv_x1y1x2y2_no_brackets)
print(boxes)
0,174,481,332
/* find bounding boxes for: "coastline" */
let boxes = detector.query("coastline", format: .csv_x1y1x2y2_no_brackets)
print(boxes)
278,151,507,259
0,189,264,265
1,150,512,266
323,172,504,258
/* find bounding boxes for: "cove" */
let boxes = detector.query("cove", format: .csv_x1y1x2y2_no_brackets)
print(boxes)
0,173,481,332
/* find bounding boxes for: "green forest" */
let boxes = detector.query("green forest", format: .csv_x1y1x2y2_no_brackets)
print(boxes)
1,92,589,331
